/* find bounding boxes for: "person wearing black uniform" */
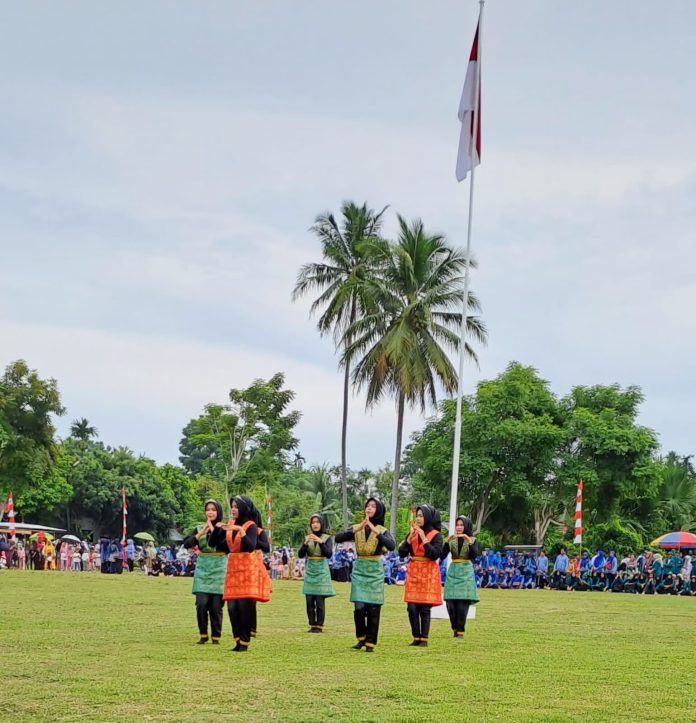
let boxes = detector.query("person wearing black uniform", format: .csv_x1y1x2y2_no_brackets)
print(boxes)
334,498,395,652
209,495,260,652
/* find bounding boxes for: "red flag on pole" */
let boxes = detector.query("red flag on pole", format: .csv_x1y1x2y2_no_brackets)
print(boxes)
573,480,583,545
121,487,128,566
456,16,482,181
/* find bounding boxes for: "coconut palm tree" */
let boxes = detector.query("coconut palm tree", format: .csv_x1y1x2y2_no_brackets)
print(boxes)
657,453,696,531
343,217,487,535
292,201,387,527
70,418,98,442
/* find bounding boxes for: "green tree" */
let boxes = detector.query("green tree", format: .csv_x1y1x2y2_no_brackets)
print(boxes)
560,384,660,529
69,418,98,443
654,452,696,532
179,373,301,505
293,201,387,528
345,217,486,535
0,360,65,515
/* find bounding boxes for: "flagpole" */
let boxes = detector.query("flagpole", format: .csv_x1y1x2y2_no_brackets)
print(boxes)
449,0,485,529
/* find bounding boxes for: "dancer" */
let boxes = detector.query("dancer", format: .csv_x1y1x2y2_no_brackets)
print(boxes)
298,513,335,632
209,496,263,652
335,498,395,652
398,505,443,647
182,499,227,645
440,515,479,639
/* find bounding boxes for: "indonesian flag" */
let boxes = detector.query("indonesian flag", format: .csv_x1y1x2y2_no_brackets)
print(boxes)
409,505,415,526
6,491,16,538
456,17,482,182
573,480,583,545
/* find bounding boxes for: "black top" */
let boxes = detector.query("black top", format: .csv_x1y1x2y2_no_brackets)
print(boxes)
256,529,271,554
298,536,333,559
208,523,258,554
439,537,480,560
334,527,395,554
398,532,444,561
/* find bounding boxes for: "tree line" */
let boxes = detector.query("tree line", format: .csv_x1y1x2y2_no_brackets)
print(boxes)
2,202,694,551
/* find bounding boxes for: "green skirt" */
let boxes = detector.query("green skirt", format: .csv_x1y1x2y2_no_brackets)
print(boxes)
302,558,336,597
192,554,227,596
443,561,479,603
350,558,384,606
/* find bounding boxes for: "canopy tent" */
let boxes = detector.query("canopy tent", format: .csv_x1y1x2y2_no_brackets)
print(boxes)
0,521,67,536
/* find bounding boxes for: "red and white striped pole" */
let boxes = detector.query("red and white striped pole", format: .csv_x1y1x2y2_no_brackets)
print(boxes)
266,494,273,549
121,487,128,566
7,491,16,539
573,480,583,546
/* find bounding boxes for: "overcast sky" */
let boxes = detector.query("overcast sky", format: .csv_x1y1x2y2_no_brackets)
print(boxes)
1,1,694,470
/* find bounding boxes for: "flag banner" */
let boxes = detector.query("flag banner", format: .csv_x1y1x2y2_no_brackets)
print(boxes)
7,491,16,538
573,480,583,545
456,18,482,181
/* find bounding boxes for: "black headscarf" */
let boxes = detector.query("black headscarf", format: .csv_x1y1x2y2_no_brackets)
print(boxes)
232,495,257,526
365,497,385,527
250,505,263,530
417,505,437,533
203,499,223,525
456,516,474,537
309,513,326,535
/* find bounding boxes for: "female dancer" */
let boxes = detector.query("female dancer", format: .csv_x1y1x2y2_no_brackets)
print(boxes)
398,505,443,647
182,499,227,645
440,515,479,639
298,513,335,632
209,496,263,652
335,498,395,652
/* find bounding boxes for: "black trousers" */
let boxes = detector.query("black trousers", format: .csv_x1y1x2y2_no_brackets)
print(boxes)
250,603,257,636
407,603,432,640
354,603,381,647
227,599,255,646
195,593,223,639
306,595,326,627
446,600,470,633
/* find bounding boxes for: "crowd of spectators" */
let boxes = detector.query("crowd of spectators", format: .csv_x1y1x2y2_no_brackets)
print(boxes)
5,530,694,597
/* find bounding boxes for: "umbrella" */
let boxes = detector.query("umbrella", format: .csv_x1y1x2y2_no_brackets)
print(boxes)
29,532,54,541
649,531,696,549
61,534,81,543
134,532,155,542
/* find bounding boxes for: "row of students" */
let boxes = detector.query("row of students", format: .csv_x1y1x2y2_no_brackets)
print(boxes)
184,497,480,651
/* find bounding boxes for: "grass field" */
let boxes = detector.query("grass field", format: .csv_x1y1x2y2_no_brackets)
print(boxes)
1,572,694,722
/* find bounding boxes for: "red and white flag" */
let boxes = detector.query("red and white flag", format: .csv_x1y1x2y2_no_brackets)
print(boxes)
573,480,583,545
456,17,482,182
6,491,16,538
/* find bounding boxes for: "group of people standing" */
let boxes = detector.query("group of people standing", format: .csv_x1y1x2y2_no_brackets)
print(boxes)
184,496,480,652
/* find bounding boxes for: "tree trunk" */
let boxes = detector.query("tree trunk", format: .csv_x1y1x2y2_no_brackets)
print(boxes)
390,392,406,537
340,360,350,528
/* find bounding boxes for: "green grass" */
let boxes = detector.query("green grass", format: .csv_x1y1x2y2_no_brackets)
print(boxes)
1,572,694,722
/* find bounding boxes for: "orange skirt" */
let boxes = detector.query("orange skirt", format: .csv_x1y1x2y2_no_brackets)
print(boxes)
255,550,272,603
223,552,268,602
404,558,443,606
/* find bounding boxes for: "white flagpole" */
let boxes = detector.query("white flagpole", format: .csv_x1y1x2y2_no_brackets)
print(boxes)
448,0,485,529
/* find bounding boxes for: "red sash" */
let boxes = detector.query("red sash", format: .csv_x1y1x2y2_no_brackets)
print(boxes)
223,521,267,602
404,529,442,606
